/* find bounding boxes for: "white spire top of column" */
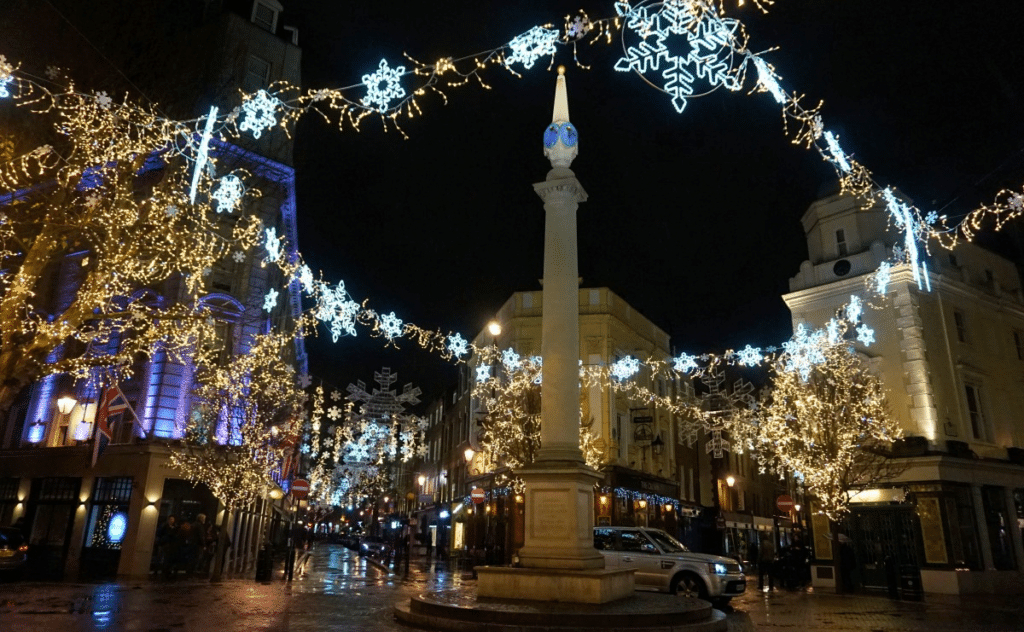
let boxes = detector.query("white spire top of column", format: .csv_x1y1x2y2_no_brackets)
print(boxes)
542,66,579,168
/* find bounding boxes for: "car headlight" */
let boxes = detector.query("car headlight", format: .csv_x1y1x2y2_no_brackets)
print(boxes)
709,562,729,575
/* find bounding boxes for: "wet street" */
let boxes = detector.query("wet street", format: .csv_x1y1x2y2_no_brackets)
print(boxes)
1,543,1022,631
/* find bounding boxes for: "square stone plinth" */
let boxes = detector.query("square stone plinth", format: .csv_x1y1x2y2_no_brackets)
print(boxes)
475,566,635,604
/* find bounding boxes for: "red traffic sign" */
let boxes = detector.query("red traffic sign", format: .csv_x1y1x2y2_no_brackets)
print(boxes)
291,478,310,499
776,494,795,513
470,487,486,504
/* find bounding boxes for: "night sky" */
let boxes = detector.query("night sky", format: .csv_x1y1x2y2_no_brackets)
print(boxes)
286,1,1024,402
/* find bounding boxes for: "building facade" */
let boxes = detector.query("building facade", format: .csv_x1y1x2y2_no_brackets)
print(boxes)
784,190,1024,594
0,0,306,580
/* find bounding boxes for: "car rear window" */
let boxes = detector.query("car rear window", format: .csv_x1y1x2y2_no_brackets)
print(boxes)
618,530,649,552
0,528,24,548
594,528,616,550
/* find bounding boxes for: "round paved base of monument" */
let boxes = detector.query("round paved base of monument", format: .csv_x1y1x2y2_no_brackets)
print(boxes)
394,588,727,631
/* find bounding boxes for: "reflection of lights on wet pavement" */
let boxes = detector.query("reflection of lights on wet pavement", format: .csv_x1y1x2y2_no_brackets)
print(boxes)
91,584,118,629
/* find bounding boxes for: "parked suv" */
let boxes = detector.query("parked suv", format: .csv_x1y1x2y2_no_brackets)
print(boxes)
594,526,745,606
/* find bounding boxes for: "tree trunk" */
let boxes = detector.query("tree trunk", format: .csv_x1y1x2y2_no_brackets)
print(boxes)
831,519,849,594
210,509,232,583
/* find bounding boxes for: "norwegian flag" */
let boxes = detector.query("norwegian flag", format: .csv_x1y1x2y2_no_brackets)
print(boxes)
91,384,131,467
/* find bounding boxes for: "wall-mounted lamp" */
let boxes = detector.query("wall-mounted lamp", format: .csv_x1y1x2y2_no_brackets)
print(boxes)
56,394,77,416
725,475,736,488
464,447,475,463
269,488,284,500
515,494,523,504
418,474,426,487
637,499,647,509
599,495,608,505
794,503,801,513
664,503,673,513
652,434,664,456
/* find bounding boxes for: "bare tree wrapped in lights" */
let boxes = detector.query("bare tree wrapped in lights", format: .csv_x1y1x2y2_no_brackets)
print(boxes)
751,317,904,593
170,332,304,581
475,354,601,477
0,70,263,416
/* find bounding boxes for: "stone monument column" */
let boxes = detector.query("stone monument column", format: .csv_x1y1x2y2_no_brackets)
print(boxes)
514,67,604,571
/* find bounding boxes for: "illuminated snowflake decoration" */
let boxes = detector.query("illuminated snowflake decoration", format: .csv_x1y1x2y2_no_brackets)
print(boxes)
211,174,243,213
735,344,763,367
1009,193,1024,213
95,91,112,110
611,356,641,381
238,89,280,139
874,261,892,294
505,26,559,70
326,406,342,421
264,227,282,263
856,323,875,346
476,365,491,383
501,348,522,372
45,65,60,80
84,193,101,209
166,205,180,218
379,312,404,340
567,15,591,39
447,333,469,359
782,323,827,382
845,295,863,323
263,288,279,312
330,390,342,401
315,280,361,341
673,353,699,374
230,250,244,263
361,59,407,113
614,2,742,113
297,264,314,293
298,373,312,388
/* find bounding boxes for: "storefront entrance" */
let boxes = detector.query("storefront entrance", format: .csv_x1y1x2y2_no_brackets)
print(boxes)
846,505,920,590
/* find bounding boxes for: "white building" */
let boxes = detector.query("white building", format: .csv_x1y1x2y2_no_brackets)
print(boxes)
784,189,1024,594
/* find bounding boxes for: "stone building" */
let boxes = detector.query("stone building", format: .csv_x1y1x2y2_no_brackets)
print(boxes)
0,0,305,580
784,189,1024,594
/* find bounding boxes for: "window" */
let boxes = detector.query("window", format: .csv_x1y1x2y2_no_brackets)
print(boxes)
245,55,271,92
964,383,987,441
948,253,958,267
836,229,848,256
250,1,280,32
954,311,967,343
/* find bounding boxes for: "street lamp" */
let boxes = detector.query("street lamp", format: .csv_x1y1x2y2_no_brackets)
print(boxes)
487,321,502,338
56,393,77,445
56,395,77,415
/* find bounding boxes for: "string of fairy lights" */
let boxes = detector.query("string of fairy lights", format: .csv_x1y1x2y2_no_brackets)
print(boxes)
2,1,1022,509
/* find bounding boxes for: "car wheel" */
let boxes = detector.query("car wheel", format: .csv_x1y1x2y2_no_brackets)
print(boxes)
671,573,708,600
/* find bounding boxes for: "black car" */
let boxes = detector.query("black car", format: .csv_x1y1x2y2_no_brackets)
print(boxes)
0,527,29,577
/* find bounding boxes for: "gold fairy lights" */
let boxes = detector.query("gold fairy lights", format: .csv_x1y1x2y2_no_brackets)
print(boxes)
170,331,305,512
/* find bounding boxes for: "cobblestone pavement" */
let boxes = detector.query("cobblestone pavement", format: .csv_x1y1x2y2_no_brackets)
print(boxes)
0,544,1021,631
730,584,1024,631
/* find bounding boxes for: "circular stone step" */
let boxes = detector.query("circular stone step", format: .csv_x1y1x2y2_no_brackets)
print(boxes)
394,588,728,631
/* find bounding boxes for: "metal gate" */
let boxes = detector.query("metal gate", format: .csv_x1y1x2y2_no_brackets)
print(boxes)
845,506,920,591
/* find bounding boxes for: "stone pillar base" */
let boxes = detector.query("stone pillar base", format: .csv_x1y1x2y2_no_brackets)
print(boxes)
476,566,635,603
516,459,605,570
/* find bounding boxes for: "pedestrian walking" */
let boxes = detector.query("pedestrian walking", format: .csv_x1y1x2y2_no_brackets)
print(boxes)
758,535,775,591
